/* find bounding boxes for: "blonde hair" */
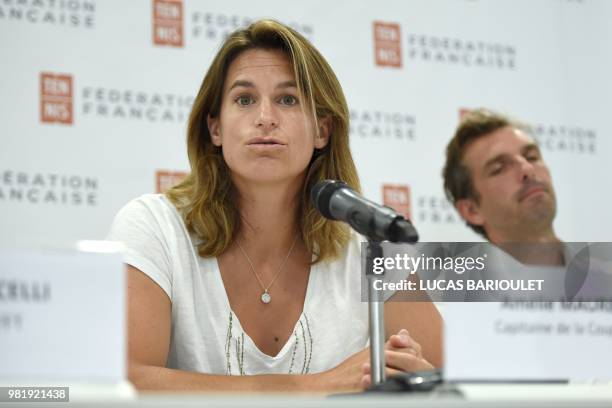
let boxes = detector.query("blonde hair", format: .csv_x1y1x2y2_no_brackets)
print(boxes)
166,19,360,263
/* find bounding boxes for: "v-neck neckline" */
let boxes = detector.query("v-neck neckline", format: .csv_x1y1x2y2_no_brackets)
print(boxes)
212,257,318,360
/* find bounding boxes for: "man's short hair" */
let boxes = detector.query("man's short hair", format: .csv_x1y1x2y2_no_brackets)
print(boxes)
443,109,524,238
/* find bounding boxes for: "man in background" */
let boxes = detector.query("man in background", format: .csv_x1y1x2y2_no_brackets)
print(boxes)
443,109,562,259
442,108,612,301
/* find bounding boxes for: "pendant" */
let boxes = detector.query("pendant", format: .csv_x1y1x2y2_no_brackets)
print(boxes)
261,291,271,304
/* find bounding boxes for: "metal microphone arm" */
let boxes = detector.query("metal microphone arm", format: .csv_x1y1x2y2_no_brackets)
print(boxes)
365,239,386,385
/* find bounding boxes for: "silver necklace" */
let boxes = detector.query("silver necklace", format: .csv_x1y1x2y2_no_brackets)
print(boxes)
236,235,298,304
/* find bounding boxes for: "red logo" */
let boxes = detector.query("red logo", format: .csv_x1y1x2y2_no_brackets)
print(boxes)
459,108,472,121
40,73,73,125
153,0,183,47
382,184,412,220
373,22,402,68
156,170,188,193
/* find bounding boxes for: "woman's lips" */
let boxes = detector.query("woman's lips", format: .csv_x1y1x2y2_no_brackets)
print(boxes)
246,138,286,150
247,143,286,150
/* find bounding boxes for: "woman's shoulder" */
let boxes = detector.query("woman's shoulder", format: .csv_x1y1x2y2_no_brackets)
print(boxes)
119,193,174,213
114,193,183,223
109,193,187,239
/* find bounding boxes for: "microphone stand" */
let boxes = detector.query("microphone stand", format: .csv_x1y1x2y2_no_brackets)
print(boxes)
365,239,386,385
363,218,423,391
343,232,444,397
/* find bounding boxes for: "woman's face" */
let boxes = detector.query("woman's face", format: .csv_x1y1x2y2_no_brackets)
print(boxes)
208,48,329,187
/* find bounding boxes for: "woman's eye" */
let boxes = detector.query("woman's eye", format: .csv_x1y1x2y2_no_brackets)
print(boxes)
236,95,254,106
279,95,297,106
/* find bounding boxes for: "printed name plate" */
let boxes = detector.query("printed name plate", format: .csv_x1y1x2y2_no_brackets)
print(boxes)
443,301,612,382
0,247,125,382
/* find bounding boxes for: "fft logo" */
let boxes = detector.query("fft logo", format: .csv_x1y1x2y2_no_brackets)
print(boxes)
156,170,188,193
373,22,402,68
153,0,184,47
40,73,73,125
382,184,412,220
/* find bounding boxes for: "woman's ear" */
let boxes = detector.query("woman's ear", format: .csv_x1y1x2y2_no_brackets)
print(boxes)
314,116,332,149
208,115,222,146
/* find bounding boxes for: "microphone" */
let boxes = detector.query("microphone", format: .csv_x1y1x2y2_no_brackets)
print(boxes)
311,180,419,243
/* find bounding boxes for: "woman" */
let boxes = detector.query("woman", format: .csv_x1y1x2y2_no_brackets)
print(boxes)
108,19,442,393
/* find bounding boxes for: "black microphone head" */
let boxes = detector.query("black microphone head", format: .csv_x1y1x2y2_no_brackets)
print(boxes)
311,180,348,220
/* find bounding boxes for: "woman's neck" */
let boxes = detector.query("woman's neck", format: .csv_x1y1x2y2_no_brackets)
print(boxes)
233,179,303,263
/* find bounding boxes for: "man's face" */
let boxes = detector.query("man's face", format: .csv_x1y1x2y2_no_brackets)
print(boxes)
458,126,557,239
207,48,329,187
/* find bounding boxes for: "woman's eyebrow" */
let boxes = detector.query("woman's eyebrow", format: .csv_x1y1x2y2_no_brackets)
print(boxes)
276,80,297,89
228,80,254,91
227,80,296,91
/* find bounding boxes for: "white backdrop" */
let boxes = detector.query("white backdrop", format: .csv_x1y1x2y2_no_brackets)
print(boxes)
1,0,610,248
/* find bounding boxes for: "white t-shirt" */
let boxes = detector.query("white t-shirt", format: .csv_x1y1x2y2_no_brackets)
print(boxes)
107,194,369,376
